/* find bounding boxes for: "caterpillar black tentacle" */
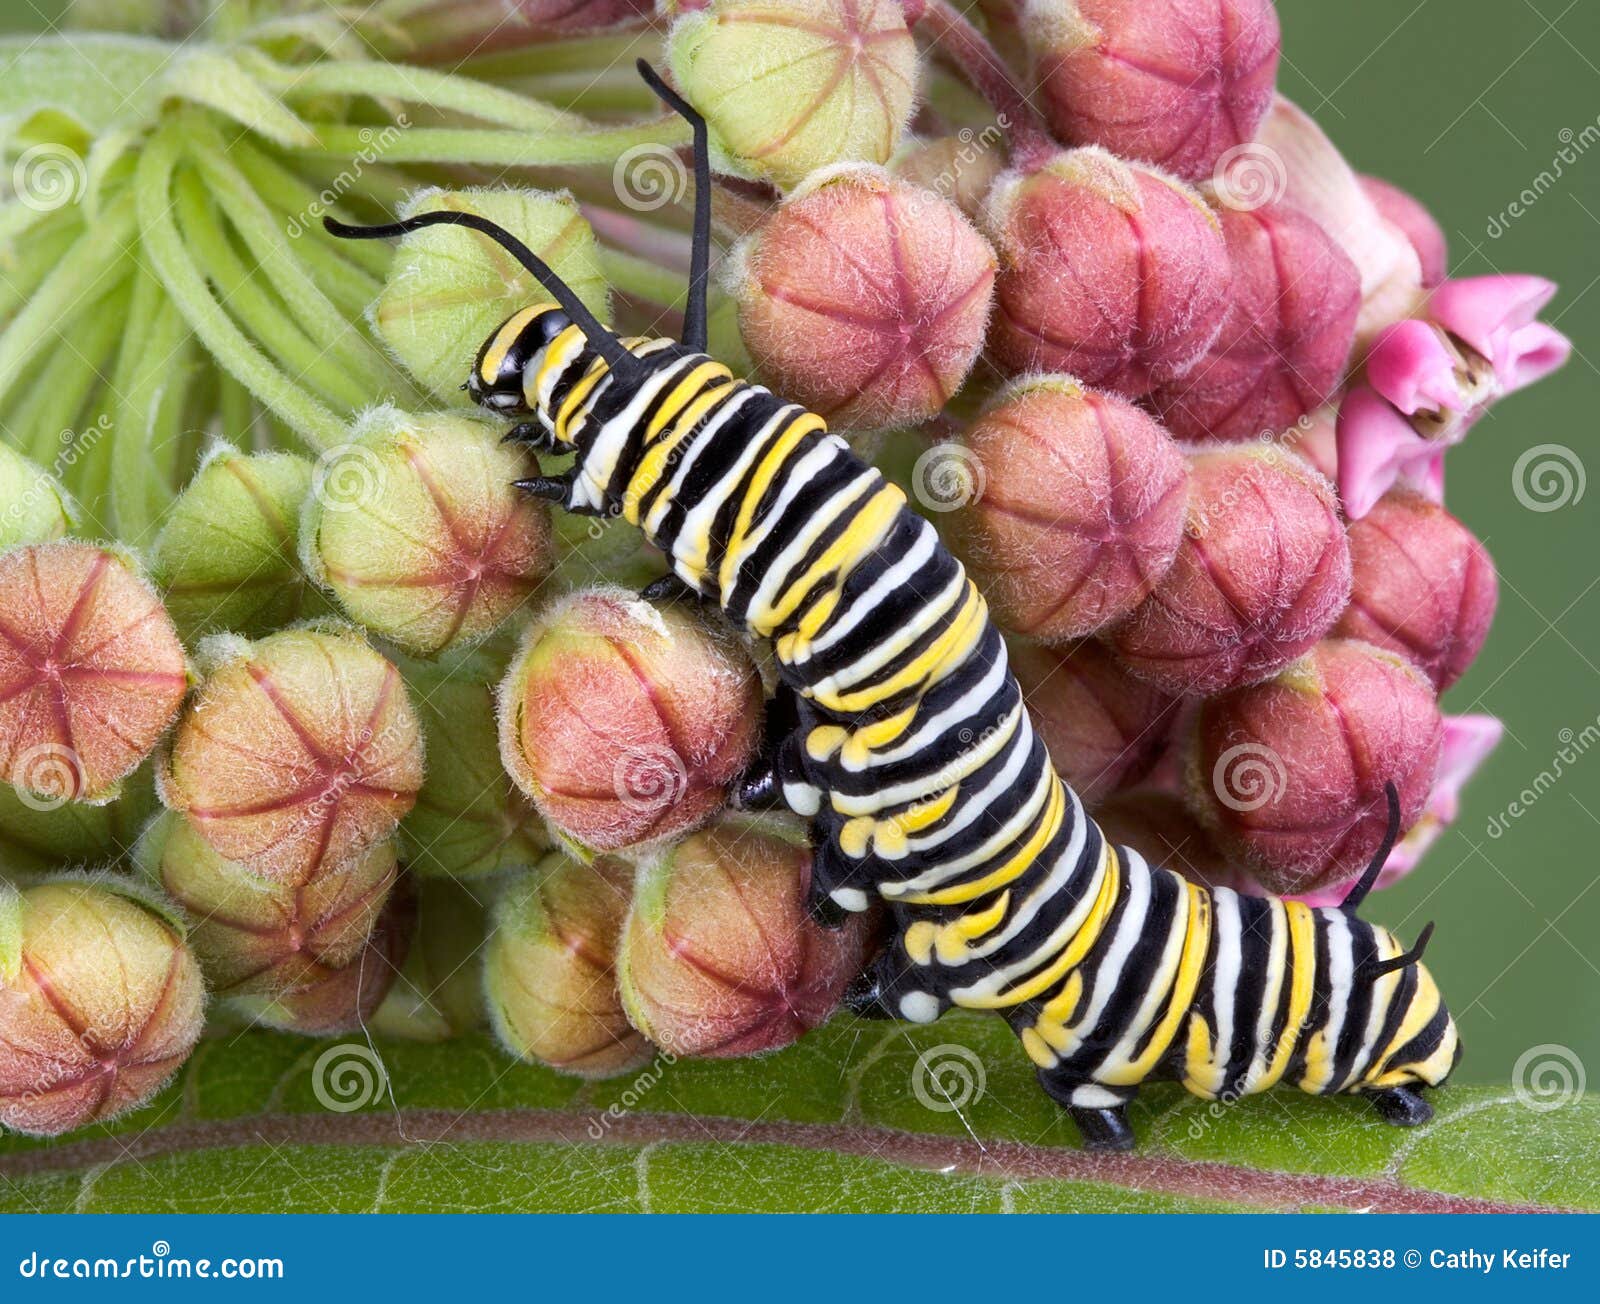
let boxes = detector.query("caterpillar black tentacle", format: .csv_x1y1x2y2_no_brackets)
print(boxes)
325,61,1460,1153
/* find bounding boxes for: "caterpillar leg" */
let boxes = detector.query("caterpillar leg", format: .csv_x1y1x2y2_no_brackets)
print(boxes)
639,572,706,605
502,421,564,454
1364,1085,1433,1127
843,946,948,1023
1036,1074,1138,1153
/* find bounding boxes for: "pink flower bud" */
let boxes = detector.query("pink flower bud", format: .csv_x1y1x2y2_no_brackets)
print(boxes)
1149,200,1360,442
1292,713,1501,907
1333,489,1498,690
950,376,1189,641
231,882,413,1036
728,168,995,431
1336,275,1572,517
0,879,203,1136
1359,175,1448,288
0,544,186,805
485,853,651,1077
1096,790,1250,894
1011,638,1179,804
1186,639,1443,896
1281,406,1339,484
1025,0,1279,181
891,133,1006,223
618,817,868,1057
498,589,763,854
985,149,1232,395
138,811,399,999
1109,446,1351,694
160,626,424,885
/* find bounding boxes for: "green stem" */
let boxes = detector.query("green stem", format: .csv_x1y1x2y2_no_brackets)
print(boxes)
599,246,688,314
13,279,127,469
299,118,689,167
248,54,587,132
446,33,653,81
0,198,136,409
109,265,187,541
217,372,258,450
173,166,374,413
187,123,397,394
0,221,85,326
136,122,346,451
495,72,658,119
228,138,395,279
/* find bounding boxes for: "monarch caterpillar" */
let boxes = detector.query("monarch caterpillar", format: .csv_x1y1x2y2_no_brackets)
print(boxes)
327,60,1459,1152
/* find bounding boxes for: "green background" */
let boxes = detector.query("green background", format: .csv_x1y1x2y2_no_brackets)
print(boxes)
0,0,1596,1086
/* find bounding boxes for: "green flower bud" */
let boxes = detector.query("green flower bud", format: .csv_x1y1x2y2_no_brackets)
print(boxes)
668,0,919,190
0,441,75,548
485,852,650,1077
373,188,608,398
400,665,548,879
371,877,487,1043
0,877,204,1136
302,408,555,658
0,762,156,872
137,810,399,999
151,444,328,642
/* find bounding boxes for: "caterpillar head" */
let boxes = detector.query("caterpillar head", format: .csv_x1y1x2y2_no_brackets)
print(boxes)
468,303,571,416
1363,962,1462,1093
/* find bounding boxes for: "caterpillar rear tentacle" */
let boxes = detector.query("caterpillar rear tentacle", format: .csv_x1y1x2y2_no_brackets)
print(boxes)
325,60,1460,1154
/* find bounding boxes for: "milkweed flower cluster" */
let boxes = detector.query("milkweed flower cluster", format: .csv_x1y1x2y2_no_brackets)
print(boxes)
0,0,1569,1132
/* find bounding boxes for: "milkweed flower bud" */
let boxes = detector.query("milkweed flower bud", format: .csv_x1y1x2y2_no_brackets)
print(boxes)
950,376,1189,641
302,409,554,657
0,442,75,548
1096,790,1249,894
230,882,414,1036
618,817,868,1057
891,133,1007,223
372,877,487,1042
1109,446,1351,695
1292,713,1501,907
727,167,995,431
1332,489,1497,691
984,149,1232,396
160,626,424,884
1359,175,1448,289
1024,0,1282,182
1336,275,1572,517
498,589,763,855
137,811,398,998
374,188,608,399
1011,638,1178,805
152,445,326,641
1186,639,1443,896
0,878,203,1136
401,669,547,879
485,853,649,1077
1281,406,1339,485
1150,200,1360,443
667,0,918,190
0,543,186,805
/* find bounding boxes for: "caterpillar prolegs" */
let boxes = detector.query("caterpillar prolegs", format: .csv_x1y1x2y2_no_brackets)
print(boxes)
327,60,1459,1153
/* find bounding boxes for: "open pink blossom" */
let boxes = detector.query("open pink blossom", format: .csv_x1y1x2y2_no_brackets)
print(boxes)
1337,275,1572,517
1292,713,1501,907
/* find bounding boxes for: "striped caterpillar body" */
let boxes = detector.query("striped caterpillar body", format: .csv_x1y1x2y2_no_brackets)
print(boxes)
328,62,1459,1152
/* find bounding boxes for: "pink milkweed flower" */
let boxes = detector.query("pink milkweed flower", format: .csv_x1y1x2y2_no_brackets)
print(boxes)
1336,275,1571,518
1292,713,1503,908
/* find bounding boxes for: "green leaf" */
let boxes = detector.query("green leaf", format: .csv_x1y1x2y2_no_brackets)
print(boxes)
0,34,171,142
1,1016,1594,1213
